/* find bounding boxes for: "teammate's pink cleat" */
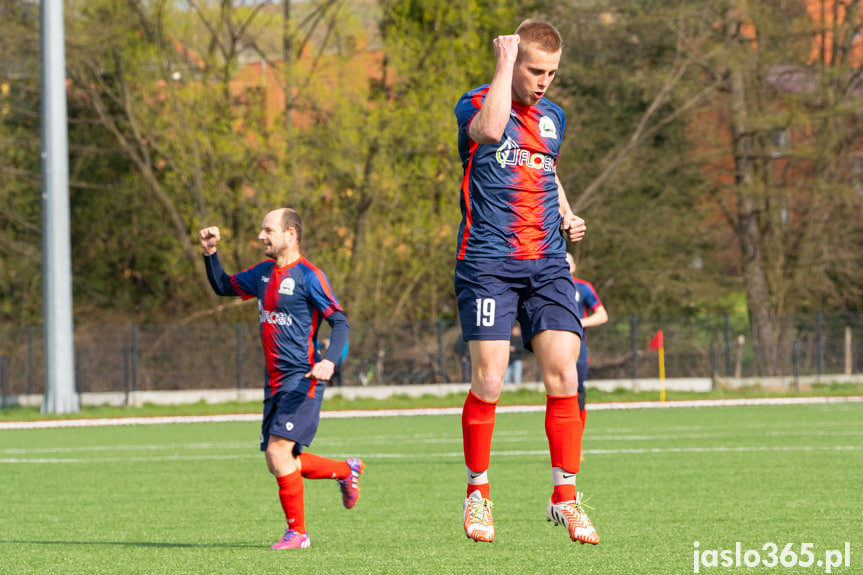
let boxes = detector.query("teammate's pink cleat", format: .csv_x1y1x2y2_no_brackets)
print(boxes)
339,457,365,509
270,528,311,549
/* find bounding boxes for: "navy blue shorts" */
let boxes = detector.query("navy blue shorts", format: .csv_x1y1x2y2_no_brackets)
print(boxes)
260,389,324,454
454,258,583,351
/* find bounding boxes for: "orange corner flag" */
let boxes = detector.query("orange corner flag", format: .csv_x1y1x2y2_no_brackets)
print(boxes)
649,330,666,402
648,330,664,351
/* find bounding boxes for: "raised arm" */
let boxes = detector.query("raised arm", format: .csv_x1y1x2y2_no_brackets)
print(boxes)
199,226,239,297
468,34,520,144
199,226,220,256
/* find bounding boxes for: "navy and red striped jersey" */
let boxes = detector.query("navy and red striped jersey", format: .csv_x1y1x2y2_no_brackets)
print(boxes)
572,276,602,320
454,84,567,261
205,253,346,399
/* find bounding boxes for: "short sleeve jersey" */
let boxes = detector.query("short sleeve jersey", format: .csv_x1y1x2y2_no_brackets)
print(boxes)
572,277,602,320
229,257,343,399
454,85,567,260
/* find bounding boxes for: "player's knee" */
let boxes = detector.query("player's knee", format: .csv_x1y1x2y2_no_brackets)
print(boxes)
541,367,579,396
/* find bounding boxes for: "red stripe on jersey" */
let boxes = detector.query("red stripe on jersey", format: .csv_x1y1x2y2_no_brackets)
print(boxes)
509,106,555,258
303,257,342,317
508,181,546,258
469,90,485,111
457,141,479,260
262,268,283,395
229,276,255,300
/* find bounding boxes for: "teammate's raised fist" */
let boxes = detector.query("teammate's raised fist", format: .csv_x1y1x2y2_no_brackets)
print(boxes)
199,226,221,255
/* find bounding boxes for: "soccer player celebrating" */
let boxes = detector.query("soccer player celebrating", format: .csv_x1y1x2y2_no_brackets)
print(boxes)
199,208,363,550
454,20,599,545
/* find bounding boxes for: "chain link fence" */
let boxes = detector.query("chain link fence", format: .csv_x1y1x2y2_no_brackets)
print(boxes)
2,312,863,397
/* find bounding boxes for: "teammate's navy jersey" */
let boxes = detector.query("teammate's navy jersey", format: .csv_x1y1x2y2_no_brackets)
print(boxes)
572,276,602,320
454,84,567,261
205,254,344,399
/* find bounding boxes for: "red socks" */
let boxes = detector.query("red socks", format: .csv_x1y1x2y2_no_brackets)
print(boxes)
463,392,584,504
546,395,582,503
462,391,497,498
276,470,306,533
298,452,350,480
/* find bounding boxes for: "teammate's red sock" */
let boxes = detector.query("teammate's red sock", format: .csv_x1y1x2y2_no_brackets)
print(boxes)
546,395,582,503
276,470,306,533
298,452,350,480
580,408,588,433
462,391,497,497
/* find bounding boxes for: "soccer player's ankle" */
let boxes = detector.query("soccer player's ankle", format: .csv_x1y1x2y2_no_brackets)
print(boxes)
552,484,576,504
467,483,490,499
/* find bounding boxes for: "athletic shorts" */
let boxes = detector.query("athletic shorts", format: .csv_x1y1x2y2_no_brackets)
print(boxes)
260,389,324,454
454,258,583,351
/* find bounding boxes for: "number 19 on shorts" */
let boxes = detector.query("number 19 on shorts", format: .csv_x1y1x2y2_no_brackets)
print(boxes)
476,298,495,327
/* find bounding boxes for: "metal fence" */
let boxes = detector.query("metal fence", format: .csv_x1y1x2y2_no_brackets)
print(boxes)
2,312,863,397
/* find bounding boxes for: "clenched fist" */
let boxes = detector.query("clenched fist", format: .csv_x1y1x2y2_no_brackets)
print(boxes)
199,226,221,256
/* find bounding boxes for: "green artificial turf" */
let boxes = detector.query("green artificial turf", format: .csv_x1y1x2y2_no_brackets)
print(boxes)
3,380,863,421
1,402,860,574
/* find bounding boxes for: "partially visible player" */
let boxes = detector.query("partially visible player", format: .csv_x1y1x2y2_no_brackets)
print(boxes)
454,19,599,545
199,208,363,550
566,252,608,436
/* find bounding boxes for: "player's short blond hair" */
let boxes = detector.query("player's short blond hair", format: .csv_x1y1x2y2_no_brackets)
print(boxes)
515,19,563,54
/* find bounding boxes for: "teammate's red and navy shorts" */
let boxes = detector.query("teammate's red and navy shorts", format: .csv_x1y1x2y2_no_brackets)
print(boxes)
260,387,324,455
454,257,583,351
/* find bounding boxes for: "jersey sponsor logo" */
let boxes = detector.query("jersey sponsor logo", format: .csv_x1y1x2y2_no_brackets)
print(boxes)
539,116,558,139
495,137,555,172
279,277,295,295
259,305,294,326
285,422,294,432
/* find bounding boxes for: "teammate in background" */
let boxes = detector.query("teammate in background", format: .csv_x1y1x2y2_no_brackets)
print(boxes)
566,253,608,439
453,20,599,545
199,208,364,550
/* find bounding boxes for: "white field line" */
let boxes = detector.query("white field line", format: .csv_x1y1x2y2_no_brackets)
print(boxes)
2,444,861,464
1,394,861,431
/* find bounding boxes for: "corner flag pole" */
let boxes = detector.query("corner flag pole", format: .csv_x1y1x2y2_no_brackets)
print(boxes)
649,330,665,402
658,345,666,402
40,0,78,414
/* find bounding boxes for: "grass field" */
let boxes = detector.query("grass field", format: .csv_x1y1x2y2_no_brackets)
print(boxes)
4,381,863,421
1,400,861,574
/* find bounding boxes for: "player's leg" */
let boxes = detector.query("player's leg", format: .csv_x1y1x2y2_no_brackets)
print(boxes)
533,330,599,544
298,453,365,509
461,339,508,542
532,329,582,499
261,391,324,549
454,259,521,542
464,339,509,493
265,436,310,549
521,257,598,544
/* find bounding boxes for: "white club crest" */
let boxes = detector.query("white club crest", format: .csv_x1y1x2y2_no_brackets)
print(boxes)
279,277,295,295
539,116,557,139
